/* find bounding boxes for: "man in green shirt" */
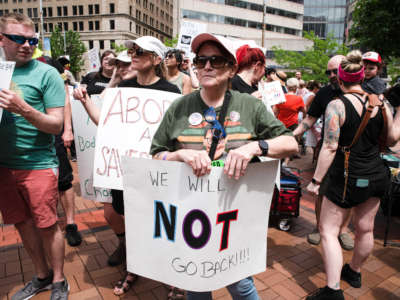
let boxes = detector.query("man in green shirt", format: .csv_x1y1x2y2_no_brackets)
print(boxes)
0,13,69,300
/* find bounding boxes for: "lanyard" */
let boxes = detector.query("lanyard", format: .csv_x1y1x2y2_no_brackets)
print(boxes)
204,91,231,161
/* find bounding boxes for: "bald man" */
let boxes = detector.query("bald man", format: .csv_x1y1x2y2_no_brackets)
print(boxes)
293,55,354,251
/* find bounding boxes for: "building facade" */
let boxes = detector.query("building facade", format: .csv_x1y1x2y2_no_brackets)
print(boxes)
303,0,348,45
0,0,174,51
174,0,312,55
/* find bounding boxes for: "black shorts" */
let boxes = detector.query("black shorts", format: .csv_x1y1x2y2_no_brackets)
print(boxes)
111,189,124,215
320,170,391,209
55,134,73,192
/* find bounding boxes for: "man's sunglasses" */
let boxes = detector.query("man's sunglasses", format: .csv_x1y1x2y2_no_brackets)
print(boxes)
2,33,39,46
325,69,338,76
193,56,233,69
127,47,153,57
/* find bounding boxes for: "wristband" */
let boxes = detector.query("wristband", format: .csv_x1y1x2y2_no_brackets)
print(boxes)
162,153,168,160
311,178,321,185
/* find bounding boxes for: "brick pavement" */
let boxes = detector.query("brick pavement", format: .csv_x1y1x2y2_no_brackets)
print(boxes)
1,150,400,300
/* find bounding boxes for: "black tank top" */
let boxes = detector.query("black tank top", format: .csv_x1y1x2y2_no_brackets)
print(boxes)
328,93,386,179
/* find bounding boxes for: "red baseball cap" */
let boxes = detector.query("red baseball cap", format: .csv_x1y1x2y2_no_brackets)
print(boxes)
362,51,382,64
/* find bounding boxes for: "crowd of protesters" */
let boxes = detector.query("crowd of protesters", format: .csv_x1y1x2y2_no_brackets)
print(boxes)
1,11,400,300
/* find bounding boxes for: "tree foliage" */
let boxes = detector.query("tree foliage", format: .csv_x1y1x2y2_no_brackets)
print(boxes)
111,42,127,53
350,0,400,59
164,35,179,48
50,27,86,75
271,31,348,83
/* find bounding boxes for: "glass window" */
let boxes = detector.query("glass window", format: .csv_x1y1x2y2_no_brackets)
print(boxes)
57,7,62,16
79,5,83,15
110,20,115,30
89,5,93,15
110,3,115,13
95,20,100,30
95,4,99,14
63,7,67,16
89,40,94,49
79,21,83,31
89,21,93,30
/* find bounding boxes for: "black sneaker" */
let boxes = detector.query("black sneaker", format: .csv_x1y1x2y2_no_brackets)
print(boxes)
107,240,126,266
11,271,53,300
306,286,344,300
50,280,69,300
65,224,82,247
341,263,361,288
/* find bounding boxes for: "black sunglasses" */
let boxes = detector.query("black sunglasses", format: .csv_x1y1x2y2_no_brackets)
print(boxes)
2,33,39,46
127,47,153,57
325,69,338,76
165,53,175,59
193,56,232,69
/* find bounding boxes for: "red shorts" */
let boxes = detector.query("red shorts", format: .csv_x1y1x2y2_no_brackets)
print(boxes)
0,167,59,228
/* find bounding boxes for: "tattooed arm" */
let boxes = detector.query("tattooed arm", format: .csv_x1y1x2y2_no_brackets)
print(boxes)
293,114,317,137
307,99,345,195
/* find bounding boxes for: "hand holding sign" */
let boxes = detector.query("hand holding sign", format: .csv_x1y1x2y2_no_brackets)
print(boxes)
0,61,16,122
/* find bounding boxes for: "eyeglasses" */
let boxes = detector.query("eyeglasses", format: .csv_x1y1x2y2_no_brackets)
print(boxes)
127,47,153,57
1,33,39,46
165,53,175,59
325,69,338,76
193,56,232,69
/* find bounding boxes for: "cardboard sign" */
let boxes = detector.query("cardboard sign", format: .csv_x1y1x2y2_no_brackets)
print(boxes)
87,48,100,73
122,157,278,292
177,21,208,58
70,91,112,202
0,61,16,123
259,81,286,107
93,88,180,190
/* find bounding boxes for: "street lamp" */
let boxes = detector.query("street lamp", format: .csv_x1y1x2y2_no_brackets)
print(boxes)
39,0,45,48
261,0,266,47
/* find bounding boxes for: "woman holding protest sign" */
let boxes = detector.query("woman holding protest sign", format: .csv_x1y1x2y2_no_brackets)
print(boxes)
150,33,297,300
73,36,180,296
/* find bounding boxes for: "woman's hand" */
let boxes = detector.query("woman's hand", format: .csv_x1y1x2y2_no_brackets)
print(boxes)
251,90,262,100
72,86,88,103
224,142,258,180
177,149,211,177
307,182,320,195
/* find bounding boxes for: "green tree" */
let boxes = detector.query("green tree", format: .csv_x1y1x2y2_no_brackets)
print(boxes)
50,26,65,60
387,57,400,84
164,34,179,48
65,31,86,75
350,0,400,59
271,31,348,83
111,42,127,53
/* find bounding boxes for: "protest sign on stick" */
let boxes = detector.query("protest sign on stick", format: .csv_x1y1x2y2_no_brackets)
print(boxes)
0,61,16,123
70,92,112,202
122,157,278,292
87,48,100,73
259,80,286,110
177,21,208,59
93,88,180,190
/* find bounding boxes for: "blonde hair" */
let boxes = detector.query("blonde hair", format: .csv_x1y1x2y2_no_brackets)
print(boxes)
0,13,34,32
341,50,363,74
286,77,299,91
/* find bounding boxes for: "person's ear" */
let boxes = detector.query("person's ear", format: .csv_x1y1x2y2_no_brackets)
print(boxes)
228,63,238,78
153,55,162,66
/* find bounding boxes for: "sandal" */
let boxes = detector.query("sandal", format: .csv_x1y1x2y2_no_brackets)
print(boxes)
113,272,138,296
167,286,186,300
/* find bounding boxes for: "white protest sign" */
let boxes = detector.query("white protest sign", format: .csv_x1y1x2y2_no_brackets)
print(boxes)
93,88,180,190
87,48,100,73
122,157,278,292
177,21,208,58
259,81,286,107
0,61,16,123
70,92,112,203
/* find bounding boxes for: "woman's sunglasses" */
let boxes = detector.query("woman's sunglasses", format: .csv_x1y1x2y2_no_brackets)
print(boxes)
2,33,39,46
193,56,232,69
165,53,175,59
127,47,153,57
325,69,338,76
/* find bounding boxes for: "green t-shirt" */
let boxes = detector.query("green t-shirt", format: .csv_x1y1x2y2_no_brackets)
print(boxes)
0,60,65,169
150,90,292,158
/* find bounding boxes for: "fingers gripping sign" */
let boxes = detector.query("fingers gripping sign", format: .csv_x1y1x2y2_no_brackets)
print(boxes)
0,88,29,115
178,149,211,177
224,142,258,180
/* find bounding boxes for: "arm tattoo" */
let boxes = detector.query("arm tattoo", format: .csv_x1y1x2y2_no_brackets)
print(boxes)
324,100,344,147
334,282,340,289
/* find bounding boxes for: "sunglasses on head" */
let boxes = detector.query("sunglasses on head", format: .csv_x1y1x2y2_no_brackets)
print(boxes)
325,69,338,76
193,55,232,69
2,33,39,46
127,47,153,57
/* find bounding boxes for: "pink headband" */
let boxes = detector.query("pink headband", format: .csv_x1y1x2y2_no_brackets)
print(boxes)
338,64,365,83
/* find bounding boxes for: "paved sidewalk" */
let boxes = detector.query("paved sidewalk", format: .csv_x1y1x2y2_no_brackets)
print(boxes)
1,150,400,299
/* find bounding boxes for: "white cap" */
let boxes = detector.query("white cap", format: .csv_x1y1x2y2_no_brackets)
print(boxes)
362,51,382,64
191,33,237,63
124,36,167,58
109,50,131,65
